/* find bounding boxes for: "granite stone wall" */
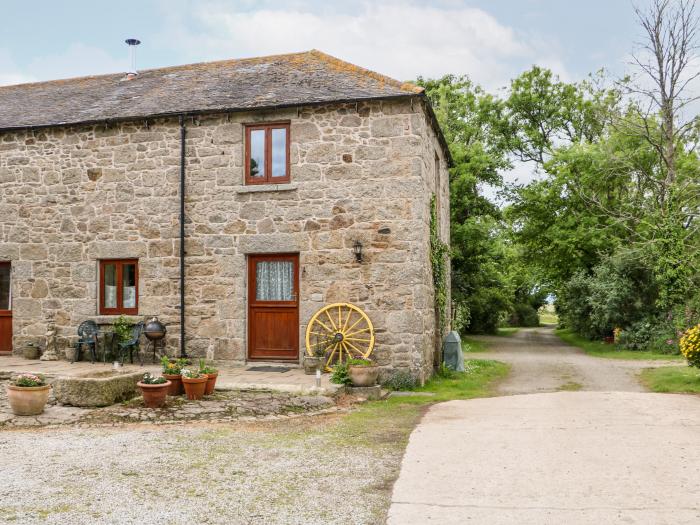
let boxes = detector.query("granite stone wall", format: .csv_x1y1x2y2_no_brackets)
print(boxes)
0,97,450,379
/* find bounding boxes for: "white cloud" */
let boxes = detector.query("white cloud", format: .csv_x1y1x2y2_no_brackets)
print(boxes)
0,43,128,86
157,1,569,89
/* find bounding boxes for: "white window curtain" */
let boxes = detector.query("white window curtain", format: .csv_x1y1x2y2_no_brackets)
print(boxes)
123,287,136,308
256,261,293,301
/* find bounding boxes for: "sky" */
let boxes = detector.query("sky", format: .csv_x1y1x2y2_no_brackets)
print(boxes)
1,0,648,189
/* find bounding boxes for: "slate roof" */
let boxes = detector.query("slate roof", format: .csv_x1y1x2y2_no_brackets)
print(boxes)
0,50,424,130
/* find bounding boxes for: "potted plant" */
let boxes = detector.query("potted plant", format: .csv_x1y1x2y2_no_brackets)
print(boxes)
199,358,219,395
137,372,171,409
347,358,380,387
181,368,207,400
6,373,51,416
161,356,187,396
304,344,327,375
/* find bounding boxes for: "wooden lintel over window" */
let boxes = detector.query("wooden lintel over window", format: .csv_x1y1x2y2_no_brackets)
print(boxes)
245,123,290,184
99,259,138,315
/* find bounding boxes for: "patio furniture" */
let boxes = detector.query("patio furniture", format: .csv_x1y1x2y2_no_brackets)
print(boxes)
117,321,144,365
74,320,99,364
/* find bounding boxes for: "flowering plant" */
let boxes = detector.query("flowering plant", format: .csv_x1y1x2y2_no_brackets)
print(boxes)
680,323,700,368
12,373,47,387
181,368,204,379
160,356,188,375
141,372,167,385
198,358,218,375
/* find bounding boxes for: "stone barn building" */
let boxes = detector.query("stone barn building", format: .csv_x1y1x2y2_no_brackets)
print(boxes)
0,50,450,381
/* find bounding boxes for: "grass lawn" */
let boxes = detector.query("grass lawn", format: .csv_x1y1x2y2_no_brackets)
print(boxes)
462,338,489,352
461,328,517,353
539,312,559,325
639,366,700,393
555,328,683,361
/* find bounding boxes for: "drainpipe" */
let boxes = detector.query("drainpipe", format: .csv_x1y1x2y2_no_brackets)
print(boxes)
179,115,188,358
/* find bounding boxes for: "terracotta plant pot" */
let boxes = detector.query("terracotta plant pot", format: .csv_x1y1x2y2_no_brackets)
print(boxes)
204,373,218,395
138,380,171,409
182,376,207,400
7,384,51,416
163,373,184,396
348,365,380,387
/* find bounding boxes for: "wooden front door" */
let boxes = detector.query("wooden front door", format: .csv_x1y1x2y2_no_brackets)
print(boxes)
248,254,299,361
0,262,11,354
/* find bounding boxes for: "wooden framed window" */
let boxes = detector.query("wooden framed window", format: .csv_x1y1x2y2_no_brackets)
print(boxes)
99,259,138,315
245,123,290,184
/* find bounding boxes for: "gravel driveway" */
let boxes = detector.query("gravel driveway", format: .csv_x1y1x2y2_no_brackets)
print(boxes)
0,410,412,525
469,326,678,394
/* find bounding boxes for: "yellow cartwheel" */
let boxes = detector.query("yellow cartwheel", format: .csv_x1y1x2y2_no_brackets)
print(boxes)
305,303,375,371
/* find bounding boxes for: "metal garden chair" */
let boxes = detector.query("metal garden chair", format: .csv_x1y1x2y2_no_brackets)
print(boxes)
75,320,99,364
117,321,144,365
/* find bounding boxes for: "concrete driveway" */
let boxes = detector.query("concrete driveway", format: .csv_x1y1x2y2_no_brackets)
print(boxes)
388,329,700,524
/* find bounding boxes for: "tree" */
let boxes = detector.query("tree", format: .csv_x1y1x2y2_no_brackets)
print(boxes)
418,75,513,333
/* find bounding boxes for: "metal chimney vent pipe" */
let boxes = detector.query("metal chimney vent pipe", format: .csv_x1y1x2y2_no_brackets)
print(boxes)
125,38,141,79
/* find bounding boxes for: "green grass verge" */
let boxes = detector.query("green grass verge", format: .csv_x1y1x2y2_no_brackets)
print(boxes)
496,327,519,336
383,359,509,405
555,328,682,361
639,366,700,393
462,338,489,353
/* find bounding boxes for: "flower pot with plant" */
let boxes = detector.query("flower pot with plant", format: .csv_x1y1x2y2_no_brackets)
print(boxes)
304,344,327,375
7,373,51,416
199,358,219,395
347,358,379,387
137,372,171,409
161,356,187,396
181,369,207,400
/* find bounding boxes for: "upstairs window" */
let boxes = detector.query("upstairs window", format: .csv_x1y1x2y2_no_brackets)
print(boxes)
245,123,290,184
100,259,138,315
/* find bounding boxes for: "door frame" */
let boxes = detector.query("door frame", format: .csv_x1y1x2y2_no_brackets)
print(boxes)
246,253,300,362
0,261,11,355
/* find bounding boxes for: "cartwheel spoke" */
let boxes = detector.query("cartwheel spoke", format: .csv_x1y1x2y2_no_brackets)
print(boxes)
324,310,338,331
314,319,335,335
344,339,366,357
345,327,371,338
344,337,371,344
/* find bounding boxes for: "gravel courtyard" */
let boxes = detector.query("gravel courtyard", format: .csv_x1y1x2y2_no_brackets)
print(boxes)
0,398,420,525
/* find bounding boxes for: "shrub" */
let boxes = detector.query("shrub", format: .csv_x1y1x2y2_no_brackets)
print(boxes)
615,318,680,354
382,369,418,391
330,362,351,385
508,303,540,327
112,315,133,345
680,323,700,367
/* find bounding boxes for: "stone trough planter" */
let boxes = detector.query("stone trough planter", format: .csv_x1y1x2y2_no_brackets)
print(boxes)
52,370,143,407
